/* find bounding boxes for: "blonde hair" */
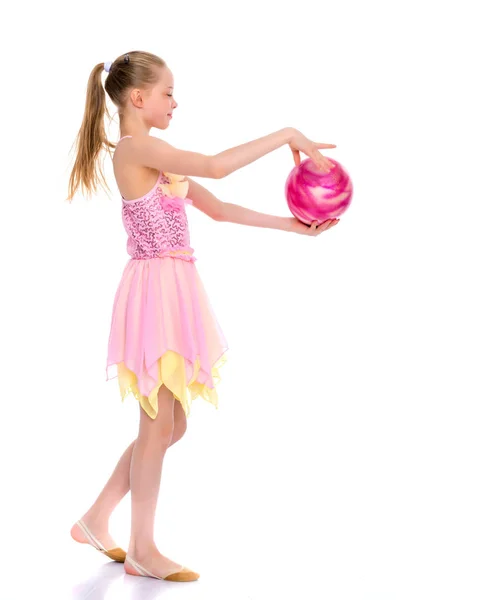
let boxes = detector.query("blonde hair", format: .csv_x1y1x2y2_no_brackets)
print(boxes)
66,50,167,202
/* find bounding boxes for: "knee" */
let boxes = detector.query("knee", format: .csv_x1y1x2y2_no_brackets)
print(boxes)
157,419,176,447
169,415,187,446
140,413,175,447
175,418,188,441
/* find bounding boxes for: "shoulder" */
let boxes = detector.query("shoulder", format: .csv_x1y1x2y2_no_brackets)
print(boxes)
129,135,172,152
114,135,171,159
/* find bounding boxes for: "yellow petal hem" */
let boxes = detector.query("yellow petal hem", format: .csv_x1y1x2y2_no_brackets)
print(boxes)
116,350,227,419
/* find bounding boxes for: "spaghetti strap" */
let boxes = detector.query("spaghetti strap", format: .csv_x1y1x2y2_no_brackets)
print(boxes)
114,135,133,155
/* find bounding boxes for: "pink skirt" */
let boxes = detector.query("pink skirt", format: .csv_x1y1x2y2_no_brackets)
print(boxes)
106,252,228,419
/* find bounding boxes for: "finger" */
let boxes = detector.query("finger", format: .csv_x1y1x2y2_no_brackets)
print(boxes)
314,146,335,168
323,219,339,232
314,153,332,173
291,147,301,167
320,154,335,170
317,150,335,171
317,220,332,233
310,151,327,172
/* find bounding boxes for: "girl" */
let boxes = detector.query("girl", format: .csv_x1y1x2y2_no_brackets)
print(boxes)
66,50,338,583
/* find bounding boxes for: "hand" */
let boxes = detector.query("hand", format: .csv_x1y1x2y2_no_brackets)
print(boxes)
288,128,336,173
287,217,339,236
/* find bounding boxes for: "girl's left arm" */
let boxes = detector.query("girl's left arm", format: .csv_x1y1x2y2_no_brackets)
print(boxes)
185,177,224,220
186,177,293,232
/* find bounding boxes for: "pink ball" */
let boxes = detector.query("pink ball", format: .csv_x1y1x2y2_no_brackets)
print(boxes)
285,157,353,225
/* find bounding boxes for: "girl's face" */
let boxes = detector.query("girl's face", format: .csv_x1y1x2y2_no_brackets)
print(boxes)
144,67,178,130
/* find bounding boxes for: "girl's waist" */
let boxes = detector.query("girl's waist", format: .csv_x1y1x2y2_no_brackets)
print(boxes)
129,246,196,262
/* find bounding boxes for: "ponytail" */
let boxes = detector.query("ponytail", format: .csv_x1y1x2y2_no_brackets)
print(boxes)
66,63,115,202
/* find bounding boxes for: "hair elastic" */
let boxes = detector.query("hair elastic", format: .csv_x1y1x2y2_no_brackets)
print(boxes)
104,61,113,73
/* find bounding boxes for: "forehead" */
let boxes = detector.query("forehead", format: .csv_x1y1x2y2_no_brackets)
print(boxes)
162,68,174,89
154,80,174,92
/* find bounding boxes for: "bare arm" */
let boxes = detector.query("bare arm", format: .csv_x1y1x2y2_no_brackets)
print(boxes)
186,177,330,234
213,127,294,178
185,177,224,219
123,128,294,180
124,136,220,179
185,176,292,230
218,202,337,236
218,202,293,232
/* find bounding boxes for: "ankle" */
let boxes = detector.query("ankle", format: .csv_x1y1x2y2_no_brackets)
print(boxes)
128,540,158,557
81,510,111,527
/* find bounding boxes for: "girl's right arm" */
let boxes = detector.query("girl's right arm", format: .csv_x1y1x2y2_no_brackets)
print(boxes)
124,136,221,179
213,127,295,177
125,128,296,179
127,127,332,179
213,127,334,176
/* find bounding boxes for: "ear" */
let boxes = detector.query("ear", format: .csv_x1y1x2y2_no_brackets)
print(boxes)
130,88,144,109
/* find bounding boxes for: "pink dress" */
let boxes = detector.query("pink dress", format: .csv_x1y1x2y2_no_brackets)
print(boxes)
105,136,228,419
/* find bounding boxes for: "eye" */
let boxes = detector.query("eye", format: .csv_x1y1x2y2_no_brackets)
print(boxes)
167,94,173,97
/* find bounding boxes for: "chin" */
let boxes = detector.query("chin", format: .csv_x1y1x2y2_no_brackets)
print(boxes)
158,118,171,130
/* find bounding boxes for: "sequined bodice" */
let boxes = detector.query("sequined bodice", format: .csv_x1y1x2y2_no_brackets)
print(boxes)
121,171,196,263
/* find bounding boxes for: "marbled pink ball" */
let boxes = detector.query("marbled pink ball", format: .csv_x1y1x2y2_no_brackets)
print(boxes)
285,158,353,225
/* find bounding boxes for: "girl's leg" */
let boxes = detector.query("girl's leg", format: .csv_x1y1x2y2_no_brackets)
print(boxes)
71,394,187,549
126,385,186,576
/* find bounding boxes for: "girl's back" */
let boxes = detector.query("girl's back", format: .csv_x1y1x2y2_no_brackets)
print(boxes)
112,135,196,262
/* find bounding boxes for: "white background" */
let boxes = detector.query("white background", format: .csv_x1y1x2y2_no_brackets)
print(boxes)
1,0,478,598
